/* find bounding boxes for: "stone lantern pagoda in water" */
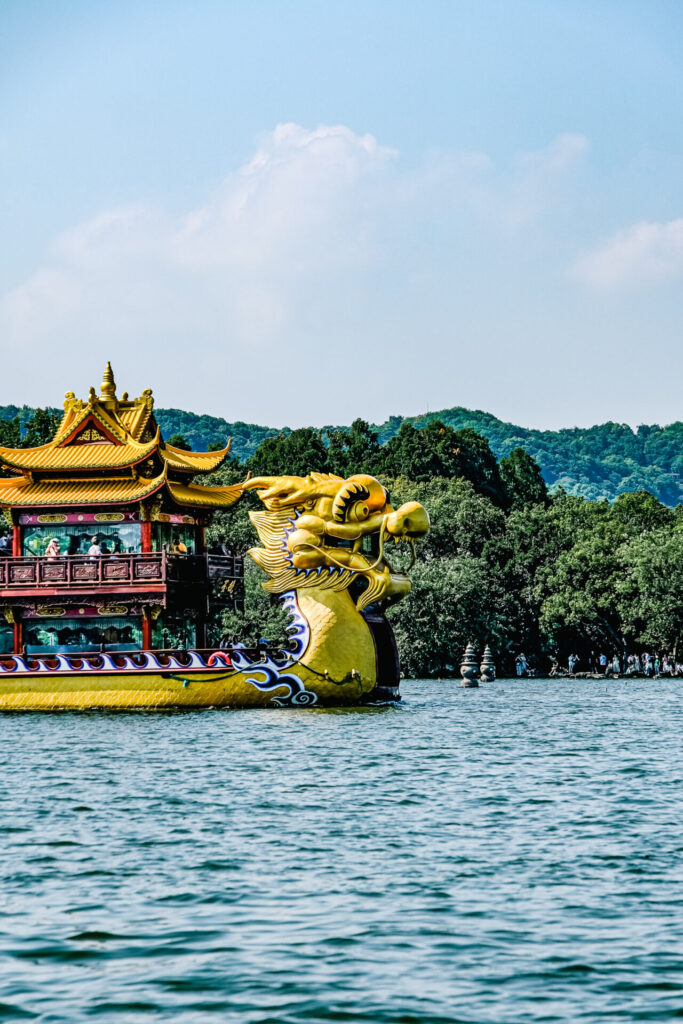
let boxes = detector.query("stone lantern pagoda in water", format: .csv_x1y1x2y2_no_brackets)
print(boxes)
0,364,242,657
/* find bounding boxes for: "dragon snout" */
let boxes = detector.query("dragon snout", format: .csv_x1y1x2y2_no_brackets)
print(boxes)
385,502,430,538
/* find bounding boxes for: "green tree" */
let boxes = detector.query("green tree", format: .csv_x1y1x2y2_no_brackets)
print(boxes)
377,421,505,503
22,408,61,448
385,476,506,560
387,556,507,678
499,447,548,508
617,528,683,655
537,501,627,657
166,433,191,451
0,415,21,449
327,418,381,477
249,428,329,476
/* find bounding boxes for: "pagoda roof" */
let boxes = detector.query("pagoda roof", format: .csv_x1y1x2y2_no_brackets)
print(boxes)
0,470,168,508
160,440,232,474
0,363,231,478
0,365,243,515
0,434,159,472
0,469,242,511
167,479,243,509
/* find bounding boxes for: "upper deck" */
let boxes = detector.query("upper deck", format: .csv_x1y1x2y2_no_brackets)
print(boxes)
0,552,242,603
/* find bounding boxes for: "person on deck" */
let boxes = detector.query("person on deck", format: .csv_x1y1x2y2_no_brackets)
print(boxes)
88,536,102,559
45,537,60,560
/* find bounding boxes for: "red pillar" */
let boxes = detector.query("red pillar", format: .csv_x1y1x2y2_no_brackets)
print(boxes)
141,521,152,553
13,617,22,656
197,525,205,555
12,525,20,557
141,607,152,651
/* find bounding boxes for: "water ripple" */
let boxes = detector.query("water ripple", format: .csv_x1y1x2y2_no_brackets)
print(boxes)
2,679,683,1021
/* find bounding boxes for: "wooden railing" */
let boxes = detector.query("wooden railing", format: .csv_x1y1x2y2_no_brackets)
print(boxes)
0,552,243,589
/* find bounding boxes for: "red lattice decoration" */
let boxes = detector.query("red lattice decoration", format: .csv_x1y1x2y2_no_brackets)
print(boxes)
134,562,163,580
41,564,68,582
102,563,131,581
9,566,36,584
72,564,98,582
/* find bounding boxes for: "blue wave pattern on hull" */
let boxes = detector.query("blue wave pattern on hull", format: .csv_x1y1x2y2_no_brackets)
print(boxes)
231,591,318,707
0,649,215,675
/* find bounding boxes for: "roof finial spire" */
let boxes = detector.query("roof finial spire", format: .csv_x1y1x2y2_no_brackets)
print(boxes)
100,361,116,400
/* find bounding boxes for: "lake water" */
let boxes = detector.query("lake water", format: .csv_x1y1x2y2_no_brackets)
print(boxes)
2,679,683,1023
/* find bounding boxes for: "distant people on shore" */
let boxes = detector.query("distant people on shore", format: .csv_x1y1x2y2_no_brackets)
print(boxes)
569,651,681,678
515,652,528,677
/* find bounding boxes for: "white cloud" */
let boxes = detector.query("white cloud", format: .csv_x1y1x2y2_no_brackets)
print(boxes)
573,218,683,288
0,124,592,423
2,125,394,355
400,132,588,230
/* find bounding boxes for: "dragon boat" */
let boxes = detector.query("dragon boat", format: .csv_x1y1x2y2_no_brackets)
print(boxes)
0,367,429,710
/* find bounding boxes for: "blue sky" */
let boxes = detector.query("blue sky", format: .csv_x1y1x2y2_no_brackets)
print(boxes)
1,0,681,429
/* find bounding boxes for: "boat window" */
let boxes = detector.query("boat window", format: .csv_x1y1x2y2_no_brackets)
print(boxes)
0,623,12,654
24,615,143,653
151,523,197,554
152,615,197,650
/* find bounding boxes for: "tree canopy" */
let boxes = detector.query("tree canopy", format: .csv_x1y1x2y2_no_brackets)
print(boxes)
2,402,680,504
201,421,682,676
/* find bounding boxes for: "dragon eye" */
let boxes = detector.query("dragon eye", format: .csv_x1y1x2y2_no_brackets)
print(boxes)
347,503,370,522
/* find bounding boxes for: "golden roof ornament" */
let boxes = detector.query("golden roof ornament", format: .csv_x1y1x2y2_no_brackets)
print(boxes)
100,361,117,401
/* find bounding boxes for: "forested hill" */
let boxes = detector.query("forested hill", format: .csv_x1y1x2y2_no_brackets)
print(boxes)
1,403,680,505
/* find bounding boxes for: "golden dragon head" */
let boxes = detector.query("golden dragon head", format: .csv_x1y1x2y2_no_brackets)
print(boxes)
243,473,429,612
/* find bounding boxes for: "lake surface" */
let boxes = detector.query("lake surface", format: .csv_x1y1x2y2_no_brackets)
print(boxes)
2,679,683,1023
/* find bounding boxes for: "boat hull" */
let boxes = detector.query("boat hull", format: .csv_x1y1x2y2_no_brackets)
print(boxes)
0,667,380,710
0,590,402,711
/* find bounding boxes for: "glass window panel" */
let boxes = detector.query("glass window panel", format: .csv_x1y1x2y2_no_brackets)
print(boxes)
24,616,142,653
22,524,141,557
0,624,13,654
152,615,196,650
151,524,198,554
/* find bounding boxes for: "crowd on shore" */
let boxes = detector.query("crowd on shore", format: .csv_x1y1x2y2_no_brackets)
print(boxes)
515,651,683,678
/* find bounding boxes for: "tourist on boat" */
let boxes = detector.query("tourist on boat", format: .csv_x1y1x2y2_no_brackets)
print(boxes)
46,537,60,560
171,534,188,555
88,536,102,559
0,534,12,557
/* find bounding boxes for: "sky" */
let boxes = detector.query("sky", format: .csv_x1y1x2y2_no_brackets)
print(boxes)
1,0,682,430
